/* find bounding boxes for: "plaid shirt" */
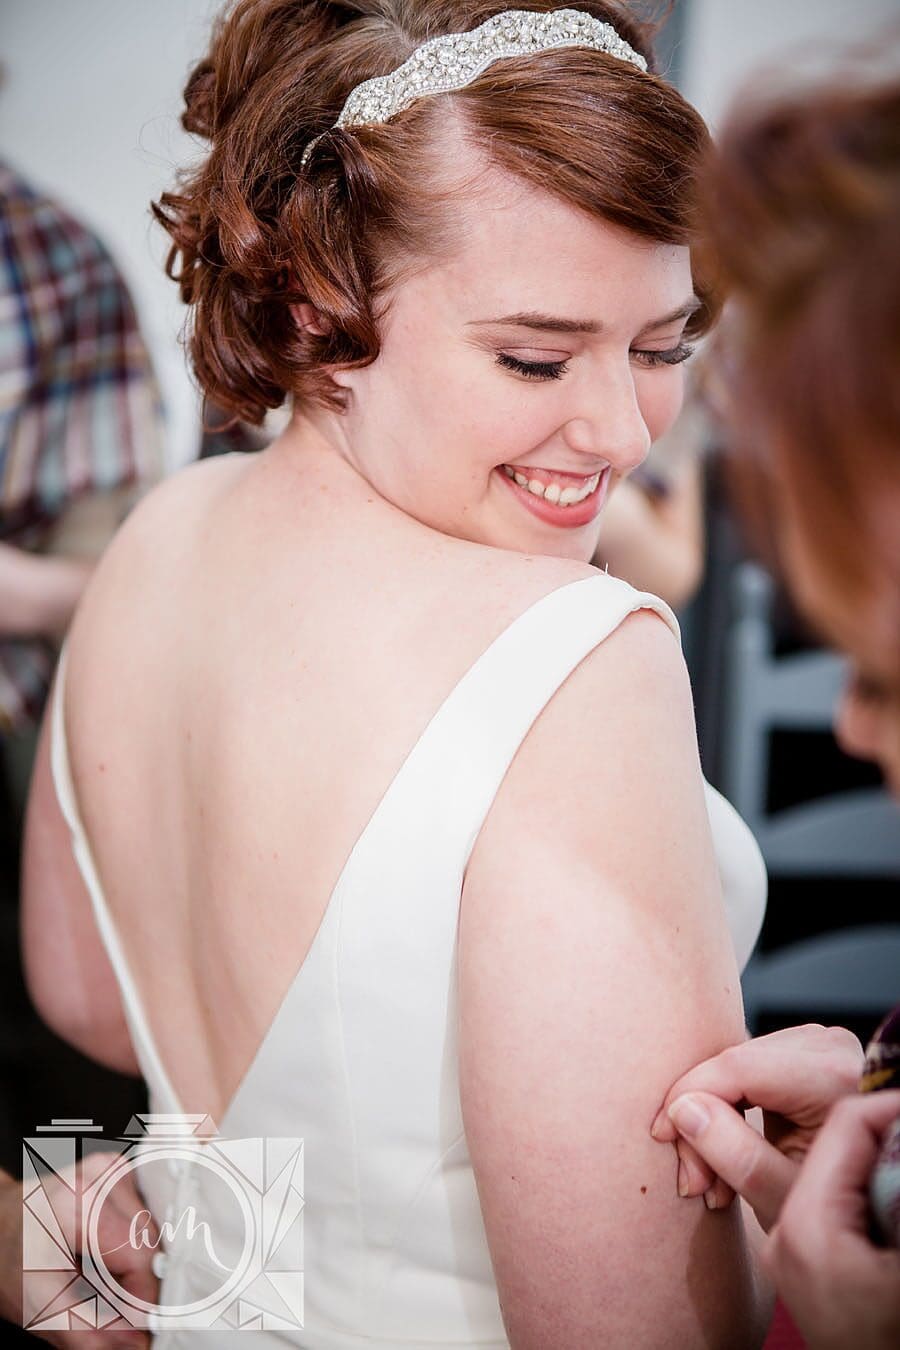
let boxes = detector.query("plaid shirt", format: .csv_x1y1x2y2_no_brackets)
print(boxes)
0,162,164,732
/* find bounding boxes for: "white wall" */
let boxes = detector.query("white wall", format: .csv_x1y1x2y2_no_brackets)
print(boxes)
0,0,221,469
681,0,900,129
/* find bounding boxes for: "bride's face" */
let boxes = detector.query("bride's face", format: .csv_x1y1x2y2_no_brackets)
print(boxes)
328,168,697,562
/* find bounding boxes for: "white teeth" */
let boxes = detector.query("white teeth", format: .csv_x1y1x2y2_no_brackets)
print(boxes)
501,466,603,507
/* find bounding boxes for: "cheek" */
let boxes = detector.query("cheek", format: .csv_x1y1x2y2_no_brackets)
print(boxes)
454,367,562,468
377,339,502,450
365,323,562,476
637,369,686,440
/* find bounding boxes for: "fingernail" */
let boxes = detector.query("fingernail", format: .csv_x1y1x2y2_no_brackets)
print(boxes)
650,1110,665,1139
704,1188,718,1211
668,1095,710,1139
677,1160,689,1197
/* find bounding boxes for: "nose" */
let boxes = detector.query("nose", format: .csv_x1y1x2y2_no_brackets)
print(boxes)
563,367,651,475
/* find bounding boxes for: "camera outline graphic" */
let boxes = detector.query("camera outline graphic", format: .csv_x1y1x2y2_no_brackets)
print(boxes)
22,1114,304,1333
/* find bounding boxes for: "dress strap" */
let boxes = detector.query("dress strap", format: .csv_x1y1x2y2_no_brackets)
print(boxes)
344,570,678,892
334,572,679,1149
49,641,183,1113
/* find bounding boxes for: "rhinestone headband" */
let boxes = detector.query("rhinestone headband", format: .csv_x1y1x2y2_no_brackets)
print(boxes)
300,8,648,168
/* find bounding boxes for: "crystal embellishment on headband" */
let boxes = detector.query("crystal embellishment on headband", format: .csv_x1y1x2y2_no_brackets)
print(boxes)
301,8,648,168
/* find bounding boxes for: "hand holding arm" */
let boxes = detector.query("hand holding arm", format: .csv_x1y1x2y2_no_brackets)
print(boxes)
650,1024,865,1228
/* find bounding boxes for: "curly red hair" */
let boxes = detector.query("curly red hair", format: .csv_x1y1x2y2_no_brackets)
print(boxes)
154,0,716,426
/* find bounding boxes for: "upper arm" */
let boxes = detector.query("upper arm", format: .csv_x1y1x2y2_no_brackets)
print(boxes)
458,608,767,1349
21,670,139,1075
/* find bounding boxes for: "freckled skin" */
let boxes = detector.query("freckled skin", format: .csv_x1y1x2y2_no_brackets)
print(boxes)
300,153,694,566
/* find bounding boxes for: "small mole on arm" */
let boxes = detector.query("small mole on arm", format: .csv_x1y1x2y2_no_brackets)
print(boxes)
640,1185,647,1195
98,763,106,773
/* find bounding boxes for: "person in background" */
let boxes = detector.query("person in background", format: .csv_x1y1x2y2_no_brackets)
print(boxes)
0,161,164,1343
0,160,164,733
651,61,900,1350
591,394,707,612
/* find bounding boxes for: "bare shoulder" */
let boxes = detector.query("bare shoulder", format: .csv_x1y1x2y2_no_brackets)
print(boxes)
431,539,611,620
66,453,252,662
92,452,250,571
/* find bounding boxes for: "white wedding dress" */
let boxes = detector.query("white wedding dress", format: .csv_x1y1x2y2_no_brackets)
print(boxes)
51,571,766,1347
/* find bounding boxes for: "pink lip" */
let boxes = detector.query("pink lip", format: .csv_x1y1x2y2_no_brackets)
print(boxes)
496,465,610,528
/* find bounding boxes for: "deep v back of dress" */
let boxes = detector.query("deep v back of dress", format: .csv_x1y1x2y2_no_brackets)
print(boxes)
50,570,765,1347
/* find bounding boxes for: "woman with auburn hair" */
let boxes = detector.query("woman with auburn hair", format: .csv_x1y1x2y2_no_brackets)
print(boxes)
19,3,773,1345
653,64,900,1350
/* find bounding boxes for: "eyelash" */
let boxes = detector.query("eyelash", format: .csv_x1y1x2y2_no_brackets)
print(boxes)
495,343,695,382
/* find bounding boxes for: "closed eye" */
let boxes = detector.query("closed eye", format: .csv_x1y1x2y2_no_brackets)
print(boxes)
631,342,695,368
496,353,569,381
496,344,695,382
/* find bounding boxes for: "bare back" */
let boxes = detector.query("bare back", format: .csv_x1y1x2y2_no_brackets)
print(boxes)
50,435,774,1347
62,439,596,1124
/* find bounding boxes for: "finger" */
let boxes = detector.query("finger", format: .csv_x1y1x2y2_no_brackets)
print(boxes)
675,1136,717,1197
779,1090,900,1238
651,1024,864,1141
701,1177,736,1212
703,1174,737,1212
666,1090,799,1231
705,1121,763,1214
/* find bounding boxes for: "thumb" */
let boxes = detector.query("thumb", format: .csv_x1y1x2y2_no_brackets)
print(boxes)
667,1091,798,1232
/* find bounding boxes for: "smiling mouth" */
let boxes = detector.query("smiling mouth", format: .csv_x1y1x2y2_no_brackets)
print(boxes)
500,464,603,506
496,463,611,529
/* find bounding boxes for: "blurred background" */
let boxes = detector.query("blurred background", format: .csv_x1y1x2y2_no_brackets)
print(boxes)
1,3,899,1341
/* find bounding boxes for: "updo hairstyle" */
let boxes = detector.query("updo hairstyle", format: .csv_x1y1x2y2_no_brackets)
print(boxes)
154,1,717,425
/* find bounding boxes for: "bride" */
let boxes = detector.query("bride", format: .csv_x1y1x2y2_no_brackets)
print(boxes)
23,3,771,1345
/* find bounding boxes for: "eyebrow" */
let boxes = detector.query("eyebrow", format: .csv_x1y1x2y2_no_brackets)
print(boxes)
466,297,702,335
